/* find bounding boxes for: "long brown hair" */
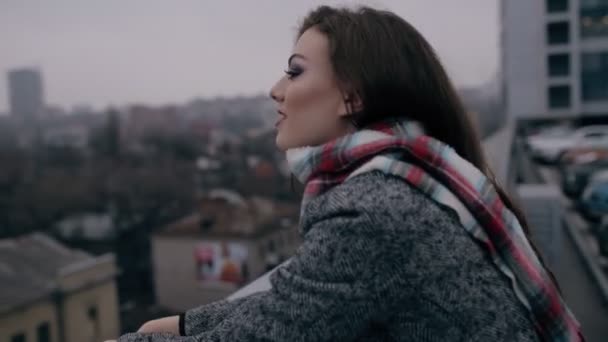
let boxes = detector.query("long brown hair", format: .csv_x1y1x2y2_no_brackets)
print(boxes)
298,5,560,290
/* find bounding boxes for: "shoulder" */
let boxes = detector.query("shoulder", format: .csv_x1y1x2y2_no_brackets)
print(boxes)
300,171,476,275
302,170,460,233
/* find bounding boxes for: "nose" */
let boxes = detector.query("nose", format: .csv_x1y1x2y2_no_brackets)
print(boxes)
269,76,286,103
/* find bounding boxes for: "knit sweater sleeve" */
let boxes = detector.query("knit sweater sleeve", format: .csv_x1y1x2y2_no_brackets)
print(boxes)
116,210,410,342
177,292,265,336
179,260,284,335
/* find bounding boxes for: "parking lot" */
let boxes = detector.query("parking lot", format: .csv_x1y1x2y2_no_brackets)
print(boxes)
538,165,608,270
506,122,608,341
536,164,608,340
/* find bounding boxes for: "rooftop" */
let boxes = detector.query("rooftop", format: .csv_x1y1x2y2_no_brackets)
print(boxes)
157,190,299,239
0,232,92,314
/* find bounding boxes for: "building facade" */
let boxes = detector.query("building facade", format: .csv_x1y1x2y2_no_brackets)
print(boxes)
0,233,120,342
151,190,300,312
502,0,608,118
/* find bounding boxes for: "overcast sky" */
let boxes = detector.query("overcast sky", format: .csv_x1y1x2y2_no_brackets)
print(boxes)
0,0,499,113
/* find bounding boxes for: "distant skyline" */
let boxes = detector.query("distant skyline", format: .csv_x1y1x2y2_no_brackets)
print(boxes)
0,0,499,113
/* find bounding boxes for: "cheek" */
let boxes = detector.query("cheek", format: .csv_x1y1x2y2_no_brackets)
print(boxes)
279,75,346,147
284,74,341,116
279,104,342,149
284,82,316,113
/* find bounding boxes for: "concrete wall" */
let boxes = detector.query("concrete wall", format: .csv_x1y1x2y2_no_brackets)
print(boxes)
502,0,546,118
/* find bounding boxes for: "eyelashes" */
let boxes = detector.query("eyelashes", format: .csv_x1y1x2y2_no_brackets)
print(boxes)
284,67,303,79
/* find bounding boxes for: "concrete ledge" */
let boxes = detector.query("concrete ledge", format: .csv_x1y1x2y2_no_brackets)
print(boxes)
226,259,291,301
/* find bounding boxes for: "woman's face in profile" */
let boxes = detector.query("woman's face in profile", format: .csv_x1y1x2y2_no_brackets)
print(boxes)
270,28,354,151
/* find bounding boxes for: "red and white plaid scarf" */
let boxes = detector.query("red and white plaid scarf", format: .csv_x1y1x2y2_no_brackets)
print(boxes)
286,117,583,341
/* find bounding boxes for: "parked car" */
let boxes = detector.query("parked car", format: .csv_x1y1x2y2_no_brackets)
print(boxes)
578,170,608,221
561,161,608,198
528,125,608,163
558,147,608,165
525,123,573,142
525,124,572,151
595,216,608,258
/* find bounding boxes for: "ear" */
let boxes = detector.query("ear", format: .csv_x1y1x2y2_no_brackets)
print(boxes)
338,91,363,117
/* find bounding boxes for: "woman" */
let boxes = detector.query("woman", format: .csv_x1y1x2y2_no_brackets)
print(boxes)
112,5,583,341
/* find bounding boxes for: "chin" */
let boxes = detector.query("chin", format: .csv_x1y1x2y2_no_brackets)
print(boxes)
275,142,287,152
276,128,320,151
275,134,289,152
276,133,304,152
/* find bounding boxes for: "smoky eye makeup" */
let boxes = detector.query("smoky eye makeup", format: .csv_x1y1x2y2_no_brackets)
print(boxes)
284,64,304,79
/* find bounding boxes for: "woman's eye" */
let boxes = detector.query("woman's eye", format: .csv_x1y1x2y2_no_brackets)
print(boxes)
284,68,302,79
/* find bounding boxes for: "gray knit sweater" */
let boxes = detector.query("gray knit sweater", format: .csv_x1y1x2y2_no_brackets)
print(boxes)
117,171,539,341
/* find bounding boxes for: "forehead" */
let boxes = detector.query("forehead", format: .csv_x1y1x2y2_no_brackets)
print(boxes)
293,28,330,62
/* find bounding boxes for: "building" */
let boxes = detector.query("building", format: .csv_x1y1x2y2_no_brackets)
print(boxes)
41,120,91,149
44,105,67,118
123,105,182,143
151,190,300,312
8,68,45,121
194,156,223,199
0,115,17,146
53,212,117,241
502,0,608,118
0,233,120,342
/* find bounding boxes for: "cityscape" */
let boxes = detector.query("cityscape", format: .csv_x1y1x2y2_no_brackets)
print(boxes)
1,0,608,341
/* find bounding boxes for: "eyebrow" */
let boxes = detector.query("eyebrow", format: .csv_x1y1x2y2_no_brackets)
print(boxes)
288,53,307,65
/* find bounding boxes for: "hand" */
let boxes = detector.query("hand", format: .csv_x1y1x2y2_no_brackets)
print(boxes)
102,315,179,342
137,315,181,334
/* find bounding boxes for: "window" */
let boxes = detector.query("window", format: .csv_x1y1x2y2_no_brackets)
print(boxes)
199,217,215,231
87,304,100,341
547,22,570,44
548,85,571,108
87,305,98,320
548,53,570,76
547,0,568,13
580,0,608,39
37,323,50,342
11,333,26,342
582,52,608,101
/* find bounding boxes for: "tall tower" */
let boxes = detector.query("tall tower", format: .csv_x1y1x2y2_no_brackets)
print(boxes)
8,68,44,121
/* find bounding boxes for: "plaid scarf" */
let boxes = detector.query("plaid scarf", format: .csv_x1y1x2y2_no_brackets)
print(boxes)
286,117,583,341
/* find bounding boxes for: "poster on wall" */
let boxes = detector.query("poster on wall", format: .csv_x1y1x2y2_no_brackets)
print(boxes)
194,242,249,286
